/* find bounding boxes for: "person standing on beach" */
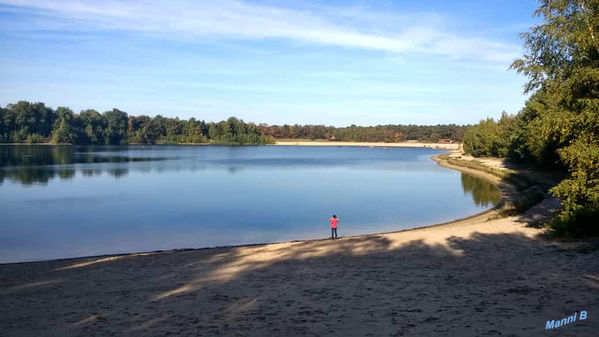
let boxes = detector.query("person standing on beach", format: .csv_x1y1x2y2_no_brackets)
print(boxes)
330,215,339,239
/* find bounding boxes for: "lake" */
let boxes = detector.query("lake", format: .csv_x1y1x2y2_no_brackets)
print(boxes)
0,145,500,263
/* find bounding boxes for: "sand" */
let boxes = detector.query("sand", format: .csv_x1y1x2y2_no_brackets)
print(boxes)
274,140,460,150
1,155,598,337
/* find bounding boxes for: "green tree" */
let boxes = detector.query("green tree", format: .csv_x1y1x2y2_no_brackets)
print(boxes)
103,109,128,144
0,107,6,142
128,115,151,143
143,115,166,144
163,117,183,142
5,101,56,142
181,118,207,143
511,0,599,234
463,118,500,157
79,109,106,144
51,107,79,144
208,123,219,140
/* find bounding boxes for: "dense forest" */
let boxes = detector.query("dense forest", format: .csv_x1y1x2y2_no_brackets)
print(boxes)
262,124,465,142
462,0,598,235
0,101,466,145
0,102,274,145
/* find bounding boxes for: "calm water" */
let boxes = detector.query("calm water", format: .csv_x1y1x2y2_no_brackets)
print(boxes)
0,145,500,263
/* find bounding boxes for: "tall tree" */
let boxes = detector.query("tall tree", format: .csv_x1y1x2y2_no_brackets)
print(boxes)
0,107,6,142
143,115,166,143
5,101,56,142
79,109,106,144
51,107,79,144
103,109,128,145
510,0,599,234
128,115,151,143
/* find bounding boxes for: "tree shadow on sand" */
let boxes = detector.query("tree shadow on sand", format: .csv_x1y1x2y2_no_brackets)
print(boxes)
1,227,598,337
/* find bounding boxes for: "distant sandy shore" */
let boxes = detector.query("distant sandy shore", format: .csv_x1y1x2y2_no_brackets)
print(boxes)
1,153,597,336
274,140,460,150
1,141,461,150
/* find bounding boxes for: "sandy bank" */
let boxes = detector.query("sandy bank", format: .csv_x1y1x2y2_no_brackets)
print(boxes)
1,154,597,337
274,140,460,150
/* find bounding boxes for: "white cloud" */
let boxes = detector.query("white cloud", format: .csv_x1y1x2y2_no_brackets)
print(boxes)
0,0,520,63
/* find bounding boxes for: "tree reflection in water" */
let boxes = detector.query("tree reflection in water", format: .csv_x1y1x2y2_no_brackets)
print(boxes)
460,172,500,207
0,145,167,185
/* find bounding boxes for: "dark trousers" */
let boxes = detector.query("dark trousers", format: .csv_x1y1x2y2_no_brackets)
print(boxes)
331,228,337,238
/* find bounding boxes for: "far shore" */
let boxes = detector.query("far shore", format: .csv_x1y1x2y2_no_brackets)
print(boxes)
274,140,461,150
1,140,461,151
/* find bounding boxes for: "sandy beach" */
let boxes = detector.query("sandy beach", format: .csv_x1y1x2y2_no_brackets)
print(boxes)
1,155,598,337
274,140,460,150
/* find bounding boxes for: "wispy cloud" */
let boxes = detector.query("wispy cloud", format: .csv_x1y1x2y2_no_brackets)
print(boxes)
0,0,519,63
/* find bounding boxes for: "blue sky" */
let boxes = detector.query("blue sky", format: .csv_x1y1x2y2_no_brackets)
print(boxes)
0,0,539,126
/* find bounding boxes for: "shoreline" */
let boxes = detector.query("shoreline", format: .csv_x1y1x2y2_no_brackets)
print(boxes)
0,140,461,151
1,152,505,266
274,140,460,150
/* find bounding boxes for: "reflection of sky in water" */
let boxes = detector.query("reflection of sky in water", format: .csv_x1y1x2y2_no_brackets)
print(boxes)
0,145,500,263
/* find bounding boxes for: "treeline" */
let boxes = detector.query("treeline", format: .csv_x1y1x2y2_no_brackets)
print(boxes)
0,101,466,145
0,102,274,145
262,124,465,142
462,0,598,235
